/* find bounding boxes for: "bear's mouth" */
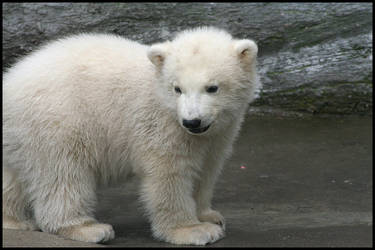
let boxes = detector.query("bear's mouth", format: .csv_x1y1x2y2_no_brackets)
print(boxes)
188,124,211,134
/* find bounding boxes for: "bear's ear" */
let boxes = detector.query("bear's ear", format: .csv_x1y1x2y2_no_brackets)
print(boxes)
234,39,258,62
147,43,169,67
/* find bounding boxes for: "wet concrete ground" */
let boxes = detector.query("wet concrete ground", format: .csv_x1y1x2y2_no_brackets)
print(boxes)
3,113,373,247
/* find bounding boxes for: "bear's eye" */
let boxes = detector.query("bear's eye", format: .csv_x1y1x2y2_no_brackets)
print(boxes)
174,86,182,94
206,85,218,93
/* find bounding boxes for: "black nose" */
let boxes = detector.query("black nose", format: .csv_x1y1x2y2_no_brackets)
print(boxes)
183,119,201,129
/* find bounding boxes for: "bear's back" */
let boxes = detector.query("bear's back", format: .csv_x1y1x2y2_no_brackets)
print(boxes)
3,34,157,162
4,33,150,94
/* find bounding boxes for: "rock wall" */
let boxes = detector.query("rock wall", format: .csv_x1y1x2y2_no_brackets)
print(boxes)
3,3,372,114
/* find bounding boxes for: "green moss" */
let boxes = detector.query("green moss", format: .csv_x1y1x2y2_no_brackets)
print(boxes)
252,81,372,115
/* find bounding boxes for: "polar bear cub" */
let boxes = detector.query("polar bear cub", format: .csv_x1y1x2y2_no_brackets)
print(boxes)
3,27,260,245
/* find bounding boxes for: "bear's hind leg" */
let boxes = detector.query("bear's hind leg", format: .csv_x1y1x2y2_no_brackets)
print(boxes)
3,167,38,231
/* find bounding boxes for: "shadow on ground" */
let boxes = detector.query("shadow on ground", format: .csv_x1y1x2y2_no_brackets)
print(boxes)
3,114,373,247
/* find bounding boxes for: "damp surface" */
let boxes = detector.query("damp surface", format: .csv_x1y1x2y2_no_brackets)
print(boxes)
95,114,372,247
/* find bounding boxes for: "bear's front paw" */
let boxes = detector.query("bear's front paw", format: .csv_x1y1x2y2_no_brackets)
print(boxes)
57,222,115,243
166,222,225,245
198,209,226,230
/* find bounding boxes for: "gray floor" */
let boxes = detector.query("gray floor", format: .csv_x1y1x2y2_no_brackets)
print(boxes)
3,113,373,247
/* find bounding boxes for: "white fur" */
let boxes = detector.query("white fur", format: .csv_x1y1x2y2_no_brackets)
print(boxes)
3,27,260,245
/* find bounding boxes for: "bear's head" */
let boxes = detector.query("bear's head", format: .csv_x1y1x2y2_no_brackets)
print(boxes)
147,27,260,135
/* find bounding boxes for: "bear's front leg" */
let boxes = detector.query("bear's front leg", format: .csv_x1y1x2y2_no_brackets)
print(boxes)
140,165,225,245
29,162,114,243
193,154,226,230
